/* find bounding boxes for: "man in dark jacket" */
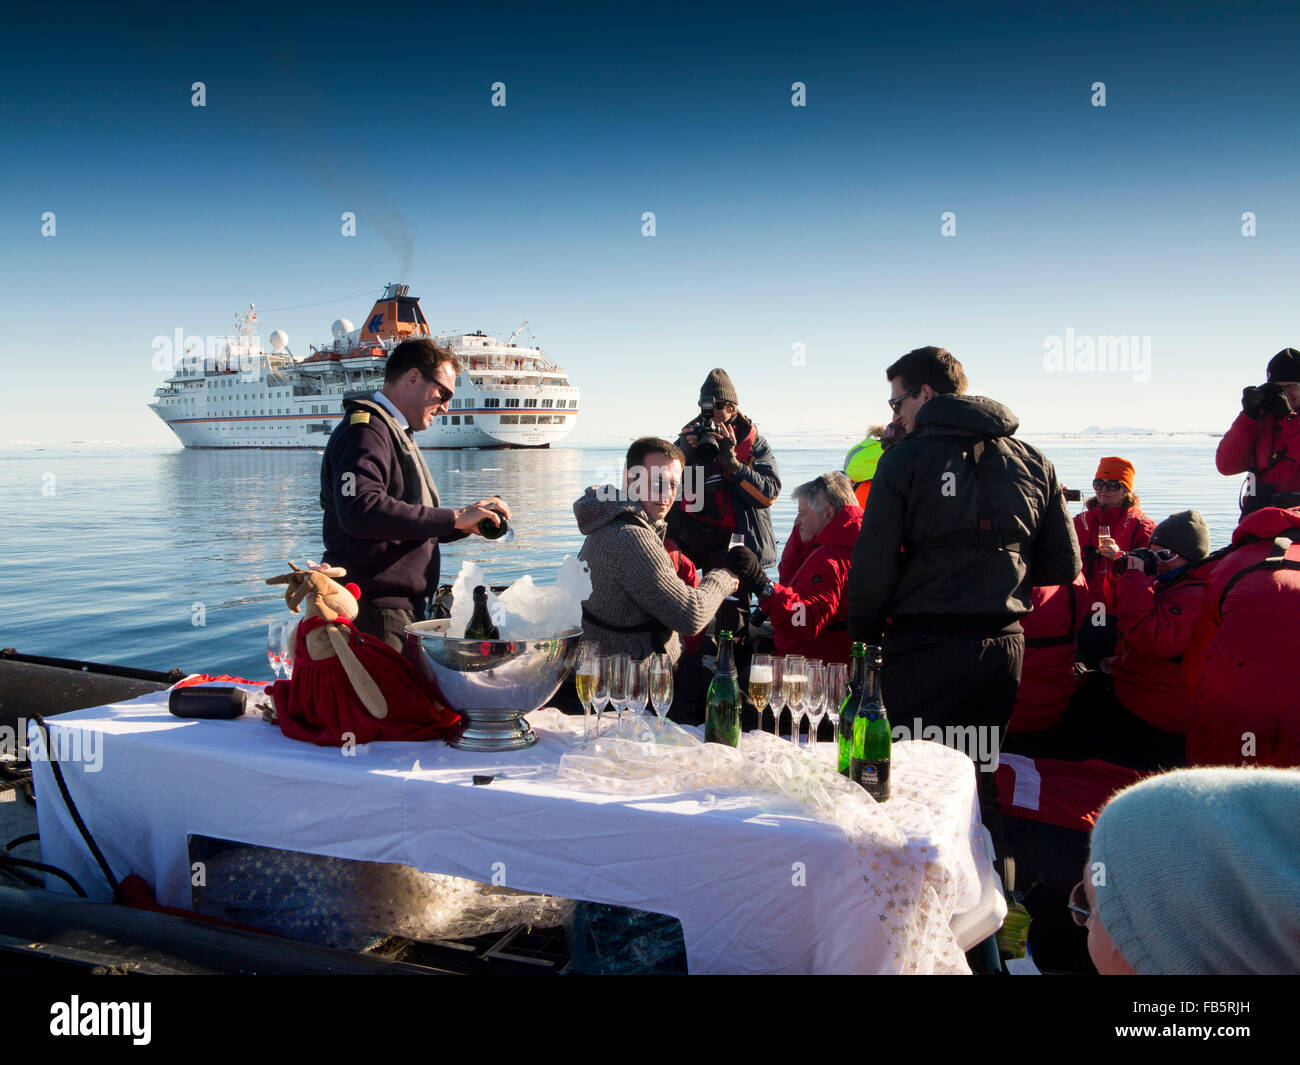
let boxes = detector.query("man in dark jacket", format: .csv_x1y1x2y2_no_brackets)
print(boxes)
847,346,1080,858
320,337,512,649
668,368,781,570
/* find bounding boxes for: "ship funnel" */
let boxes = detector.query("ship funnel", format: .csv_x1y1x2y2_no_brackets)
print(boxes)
360,283,430,344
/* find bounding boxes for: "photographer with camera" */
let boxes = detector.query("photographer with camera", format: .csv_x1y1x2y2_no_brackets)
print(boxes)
669,368,780,573
1216,347,1300,514
1066,510,1215,768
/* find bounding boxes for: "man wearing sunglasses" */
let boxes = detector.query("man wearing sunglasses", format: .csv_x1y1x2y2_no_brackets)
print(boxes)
321,337,513,649
847,346,1080,865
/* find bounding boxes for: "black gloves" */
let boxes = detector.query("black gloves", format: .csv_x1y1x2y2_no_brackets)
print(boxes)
726,545,770,594
1242,382,1291,421
717,434,741,474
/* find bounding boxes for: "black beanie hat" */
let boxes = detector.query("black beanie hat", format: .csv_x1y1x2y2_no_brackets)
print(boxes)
1267,348,1300,383
699,368,738,408
1151,510,1210,563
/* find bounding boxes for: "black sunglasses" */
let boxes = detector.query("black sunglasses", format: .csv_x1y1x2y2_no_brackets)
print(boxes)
1092,479,1124,493
419,370,454,405
888,385,922,413
1149,545,1179,563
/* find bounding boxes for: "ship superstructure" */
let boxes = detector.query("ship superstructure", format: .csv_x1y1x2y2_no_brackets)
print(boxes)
149,284,580,449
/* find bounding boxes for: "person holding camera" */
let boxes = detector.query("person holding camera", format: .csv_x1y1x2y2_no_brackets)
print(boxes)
1070,510,1214,768
669,368,780,572
1216,347,1300,514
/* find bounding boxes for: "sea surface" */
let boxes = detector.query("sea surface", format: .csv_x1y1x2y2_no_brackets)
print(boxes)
0,437,1242,680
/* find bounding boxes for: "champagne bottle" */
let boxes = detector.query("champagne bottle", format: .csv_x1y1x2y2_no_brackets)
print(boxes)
464,585,500,640
478,496,508,540
704,630,741,746
850,645,890,802
837,641,867,777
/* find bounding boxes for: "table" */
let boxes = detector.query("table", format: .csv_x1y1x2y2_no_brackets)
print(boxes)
32,688,1004,974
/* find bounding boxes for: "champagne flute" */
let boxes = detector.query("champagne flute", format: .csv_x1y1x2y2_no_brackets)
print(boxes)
1098,524,1112,576
767,654,786,737
608,653,631,722
626,657,649,717
825,661,848,735
267,620,285,679
576,643,602,741
648,653,674,729
781,655,807,743
749,653,773,733
591,655,611,738
806,661,827,748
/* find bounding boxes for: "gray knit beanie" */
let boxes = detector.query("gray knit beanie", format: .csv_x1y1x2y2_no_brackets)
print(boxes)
699,368,738,408
1151,510,1210,563
1089,767,1300,975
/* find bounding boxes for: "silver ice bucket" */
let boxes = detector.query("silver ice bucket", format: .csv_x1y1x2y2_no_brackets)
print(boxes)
404,621,582,751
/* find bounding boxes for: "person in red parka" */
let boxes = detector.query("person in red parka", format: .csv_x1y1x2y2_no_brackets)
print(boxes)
1107,510,1215,742
1073,456,1156,668
1216,348,1300,515
1185,505,1300,768
1008,571,1089,734
726,472,862,665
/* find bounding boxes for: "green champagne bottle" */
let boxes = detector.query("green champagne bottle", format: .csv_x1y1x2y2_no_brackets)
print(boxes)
704,630,741,747
464,585,501,640
849,645,890,802
837,642,867,777
478,496,509,539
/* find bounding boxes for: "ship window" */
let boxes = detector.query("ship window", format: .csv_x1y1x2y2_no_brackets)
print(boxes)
441,416,448,425
519,415,536,425
505,399,520,408
541,399,553,408
569,400,578,408
535,415,551,424
464,415,474,424
451,416,460,425
499,414,518,425
554,415,565,422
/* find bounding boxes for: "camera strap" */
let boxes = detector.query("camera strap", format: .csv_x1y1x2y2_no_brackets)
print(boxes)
1216,532,1300,616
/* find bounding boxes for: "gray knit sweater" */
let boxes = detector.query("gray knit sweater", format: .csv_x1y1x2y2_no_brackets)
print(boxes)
574,486,735,662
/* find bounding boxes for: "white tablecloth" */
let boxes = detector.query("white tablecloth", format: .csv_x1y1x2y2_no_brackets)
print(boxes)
32,689,1002,974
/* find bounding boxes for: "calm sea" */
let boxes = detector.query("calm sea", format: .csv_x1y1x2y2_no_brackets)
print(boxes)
0,437,1241,679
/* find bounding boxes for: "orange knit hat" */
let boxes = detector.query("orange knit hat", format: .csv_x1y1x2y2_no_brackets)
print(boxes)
1094,456,1135,491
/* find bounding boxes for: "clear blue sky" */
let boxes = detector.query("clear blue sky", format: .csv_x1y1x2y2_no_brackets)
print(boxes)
2,1,1297,444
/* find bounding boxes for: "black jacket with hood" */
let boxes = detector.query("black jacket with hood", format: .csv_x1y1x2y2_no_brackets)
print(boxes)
846,394,1081,644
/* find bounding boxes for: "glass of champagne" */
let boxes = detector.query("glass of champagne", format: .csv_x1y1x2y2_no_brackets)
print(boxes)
825,661,848,734
781,655,807,742
626,657,649,717
767,654,786,737
806,660,827,748
648,653,674,728
1098,524,1112,575
576,643,602,741
748,653,773,733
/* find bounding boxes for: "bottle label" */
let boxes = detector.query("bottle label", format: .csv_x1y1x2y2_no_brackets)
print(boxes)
850,758,890,802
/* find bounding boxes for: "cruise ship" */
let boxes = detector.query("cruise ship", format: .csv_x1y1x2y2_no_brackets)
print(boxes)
149,284,580,449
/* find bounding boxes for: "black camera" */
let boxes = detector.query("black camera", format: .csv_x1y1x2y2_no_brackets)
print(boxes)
686,403,725,461
1124,547,1160,576
1062,487,1082,502
1242,382,1292,421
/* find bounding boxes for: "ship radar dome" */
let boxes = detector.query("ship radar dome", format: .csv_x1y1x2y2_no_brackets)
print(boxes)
331,318,353,338
269,330,289,351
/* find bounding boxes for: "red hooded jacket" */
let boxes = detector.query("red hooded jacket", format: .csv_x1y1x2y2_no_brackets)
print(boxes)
1073,503,1155,612
765,505,863,664
1216,410,1300,497
1185,506,1300,768
1008,572,1088,734
1108,559,1214,737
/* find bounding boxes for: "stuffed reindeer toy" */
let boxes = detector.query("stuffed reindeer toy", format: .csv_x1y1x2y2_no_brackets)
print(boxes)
264,562,460,747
